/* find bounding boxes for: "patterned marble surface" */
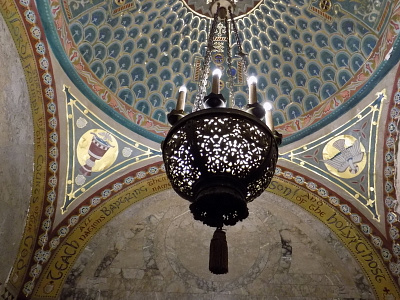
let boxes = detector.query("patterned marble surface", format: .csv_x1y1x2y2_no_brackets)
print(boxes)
61,190,373,299
0,13,33,287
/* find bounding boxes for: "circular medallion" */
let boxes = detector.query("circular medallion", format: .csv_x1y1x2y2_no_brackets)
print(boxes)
319,0,332,12
182,0,263,19
213,53,225,65
322,135,366,179
76,129,119,173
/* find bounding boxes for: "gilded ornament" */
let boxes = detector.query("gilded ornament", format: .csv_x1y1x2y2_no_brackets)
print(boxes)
76,129,118,173
319,0,332,12
322,135,366,178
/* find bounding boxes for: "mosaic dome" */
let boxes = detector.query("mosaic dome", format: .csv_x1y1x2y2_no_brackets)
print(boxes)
42,0,395,143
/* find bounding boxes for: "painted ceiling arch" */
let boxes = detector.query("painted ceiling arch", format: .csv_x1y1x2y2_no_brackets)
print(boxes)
2,0,400,299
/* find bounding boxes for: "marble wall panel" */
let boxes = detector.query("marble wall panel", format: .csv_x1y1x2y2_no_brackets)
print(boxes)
61,190,373,299
0,13,33,288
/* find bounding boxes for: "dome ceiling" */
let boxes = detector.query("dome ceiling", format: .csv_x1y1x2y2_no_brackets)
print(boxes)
2,0,400,299
41,0,396,144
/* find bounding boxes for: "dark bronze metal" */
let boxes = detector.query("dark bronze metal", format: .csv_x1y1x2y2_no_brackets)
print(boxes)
162,108,279,228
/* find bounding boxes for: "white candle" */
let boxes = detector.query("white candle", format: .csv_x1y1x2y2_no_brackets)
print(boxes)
212,69,222,94
248,76,257,105
176,86,187,111
263,101,274,132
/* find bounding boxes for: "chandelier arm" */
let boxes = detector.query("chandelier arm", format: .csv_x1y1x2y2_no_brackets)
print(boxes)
224,17,234,108
228,7,248,80
193,6,221,112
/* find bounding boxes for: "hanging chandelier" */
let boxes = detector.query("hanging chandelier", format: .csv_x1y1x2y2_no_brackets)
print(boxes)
162,0,281,275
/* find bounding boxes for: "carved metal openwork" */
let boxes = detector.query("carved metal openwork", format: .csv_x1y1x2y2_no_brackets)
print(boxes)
162,108,278,227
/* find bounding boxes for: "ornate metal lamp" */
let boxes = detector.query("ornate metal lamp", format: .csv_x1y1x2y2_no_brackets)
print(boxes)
162,0,281,274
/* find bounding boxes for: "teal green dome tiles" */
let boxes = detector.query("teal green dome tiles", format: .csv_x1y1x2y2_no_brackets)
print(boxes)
40,0,400,142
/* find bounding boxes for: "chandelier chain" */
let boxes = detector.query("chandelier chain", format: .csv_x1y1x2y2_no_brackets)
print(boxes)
193,6,221,112
225,18,234,107
228,7,248,80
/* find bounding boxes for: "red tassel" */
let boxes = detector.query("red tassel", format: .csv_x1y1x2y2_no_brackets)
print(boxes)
209,228,228,274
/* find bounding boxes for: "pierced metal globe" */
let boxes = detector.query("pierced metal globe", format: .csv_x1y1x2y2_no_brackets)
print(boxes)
162,108,279,228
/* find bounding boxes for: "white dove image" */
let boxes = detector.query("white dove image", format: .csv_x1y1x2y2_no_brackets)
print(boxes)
323,139,364,174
